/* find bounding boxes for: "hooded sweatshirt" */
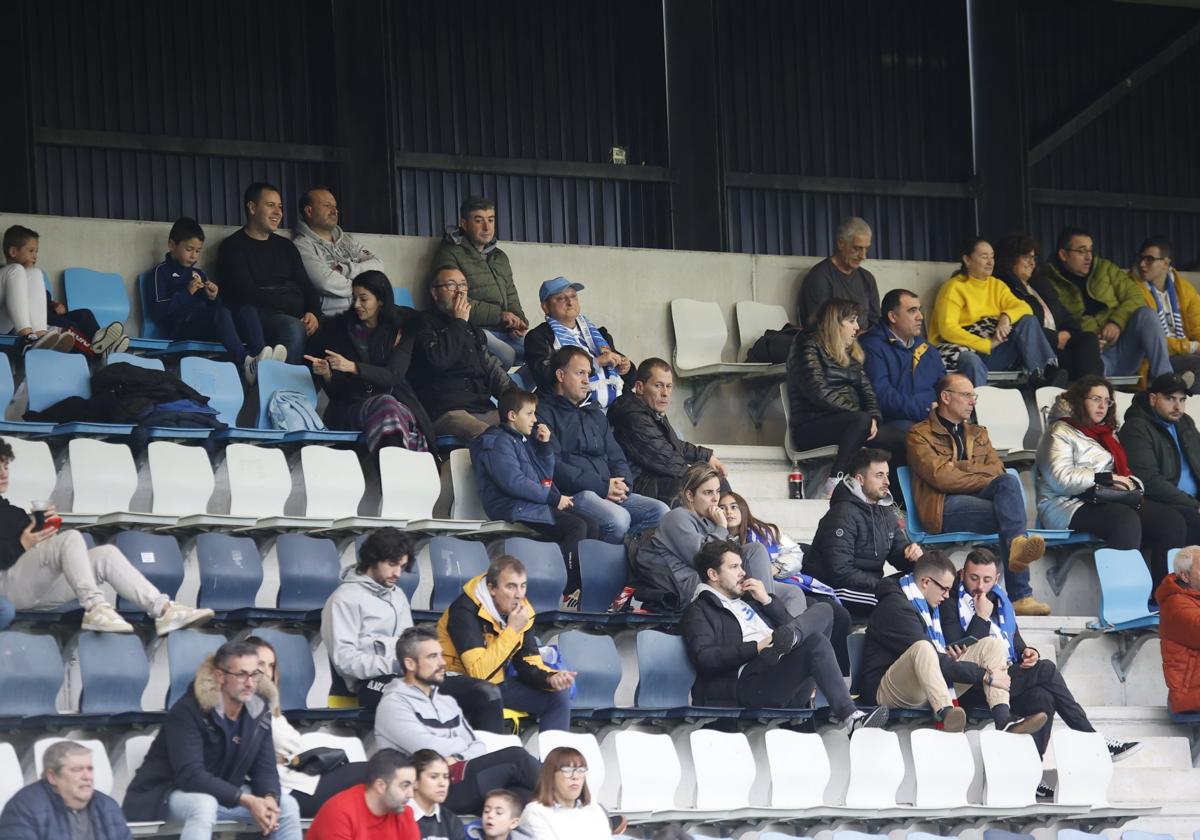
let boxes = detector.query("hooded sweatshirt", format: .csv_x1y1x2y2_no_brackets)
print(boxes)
320,566,414,692
374,680,488,759
291,221,385,315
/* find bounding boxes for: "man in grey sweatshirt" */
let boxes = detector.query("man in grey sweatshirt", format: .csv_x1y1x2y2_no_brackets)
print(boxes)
292,187,385,315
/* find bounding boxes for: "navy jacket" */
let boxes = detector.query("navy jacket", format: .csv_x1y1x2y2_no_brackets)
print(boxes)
681,588,791,706
859,324,946,425
149,254,214,327
123,657,280,821
0,780,131,840
535,391,632,497
469,425,561,525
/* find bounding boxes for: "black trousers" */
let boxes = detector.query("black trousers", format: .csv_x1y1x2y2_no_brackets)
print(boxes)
357,673,505,733
800,591,852,676
790,410,907,481
1069,498,1200,584
1045,328,1104,381
445,745,542,814
290,761,368,818
527,508,600,594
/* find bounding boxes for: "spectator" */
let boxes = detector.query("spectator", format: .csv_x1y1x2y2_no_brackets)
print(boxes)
786,297,906,499
306,749,418,840
1133,236,1200,388
805,447,921,619
293,187,385,316
682,540,887,730
408,750,466,840
519,747,611,840
608,358,727,504
537,346,668,544
857,552,1047,735
860,288,946,431
408,266,512,440
718,490,851,674
305,270,436,454
431,196,528,368
0,740,132,840
437,557,575,731
375,627,542,813
994,233,1103,382
217,182,321,363
0,439,211,633
478,790,523,840
631,463,804,615
1121,372,1200,515
123,640,302,839
796,216,880,329
1157,545,1200,713
244,636,367,819
940,548,1139,771
524,276,632,401
1034,227,1170,380
151,216,280,384
929,237,1062,387
1037,375,1191,584
1,225,93,353
471,389,598,607
319,528,502,730
907,372,1049,616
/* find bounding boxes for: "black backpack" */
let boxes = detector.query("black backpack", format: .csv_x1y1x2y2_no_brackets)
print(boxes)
747,325,800,363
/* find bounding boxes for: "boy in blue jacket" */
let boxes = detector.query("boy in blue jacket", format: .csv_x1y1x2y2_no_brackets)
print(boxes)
470,389,599,608
149,217,284,383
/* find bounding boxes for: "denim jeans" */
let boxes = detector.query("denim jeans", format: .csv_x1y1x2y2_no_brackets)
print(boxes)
166,786,301,840
499,677,572,731
956,315,1057,385
259,311,306,364
175,302,266,365
569,490,668,543
1102,307,1172,377
484,328,525,368
940,472,1032,600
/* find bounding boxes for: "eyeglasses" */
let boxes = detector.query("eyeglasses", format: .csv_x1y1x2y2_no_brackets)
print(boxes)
219,668,264,682
435,282,468,291
1137,255,1167,265
1017,253,1037,263
944,390,978,401
1085,395,1114,407
557,766,588,778
1065,247,1094,256
923,577,952,596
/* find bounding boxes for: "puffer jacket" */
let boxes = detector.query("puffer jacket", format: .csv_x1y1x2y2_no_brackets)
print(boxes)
319,566,414,692
1035,256,1146,332
1156,572,1200,713
1119,391,1200,508
1135,269,1200,355
469,425,559,525
1035,398,1143,529
608,392,713,503
430,228,527,328
786,331,880,432
407,308,512,419
0,780,132,840
805,477,914,593
905,407,1004,533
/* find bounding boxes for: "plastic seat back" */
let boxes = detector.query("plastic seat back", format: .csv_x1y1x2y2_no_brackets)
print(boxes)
301,446,365,518
148,441,215,516
428,537,490,610
78,631,149,714
0,630,62,715
256,360,320,429
1113,389,1135,422
64,267,130,326
1051,729,1112,807
555,630,620,710
909,729,973,808
578,539,628,612
1035,386,1064,426
69,438,138,513
167,629,225,706
0,355,14,412
845,728,905,808
752,729,829,809
195,533,264,611
449,448,487,520
379,448,441,520
895,467,927,537
974,385,1030,452
107,352,164,371
250,627,314,711
2,436,56,510
225,443,291,517
33,737,113,795
25,349,91,412
684,729,755,809
1095,548,1156,626
298,730,367,762
393,287,415,308
600,730,680,812
113,531,185,610
528,730,605,794
0,743,22,812
670,299,727,370
734,300,788,361
977,730,1041,807
180,357,243,426
275,533,341,610
634,630,695,708
138,270,168,340
502,537,568,612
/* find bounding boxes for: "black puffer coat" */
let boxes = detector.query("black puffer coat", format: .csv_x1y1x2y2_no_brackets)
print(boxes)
786,331,880,429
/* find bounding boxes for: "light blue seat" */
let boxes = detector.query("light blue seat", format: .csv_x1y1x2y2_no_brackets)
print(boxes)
1121,832,1173,840
502,537,567,614
393,287,415,308
106,352,163,370
254,360,359,443
1058,831,1104,840
101,354,213,440
137,270,225,354
275,533,341,611
64,267,165,351
554,630,621,715
78,631,149,715
195,533,263,612
895,465,998,544
578,539,627,614
179,356,283,442
428,536,490,611
249,627,313,712
112,531,185,611
832,832,887,840
0,630,62,718
23,349,134,437
1095,548,1160,631
908,834,959,840
982,830,1033,840
0,354,54,434
167,629,226,706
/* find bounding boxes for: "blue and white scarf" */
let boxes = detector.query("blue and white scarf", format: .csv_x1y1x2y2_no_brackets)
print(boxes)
900,573,947,653
546,313,624,408
1150,269,1186,340
956,582,1018,663
747,529,841,602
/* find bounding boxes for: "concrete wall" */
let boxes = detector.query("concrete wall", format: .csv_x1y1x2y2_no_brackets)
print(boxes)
0,212,958,446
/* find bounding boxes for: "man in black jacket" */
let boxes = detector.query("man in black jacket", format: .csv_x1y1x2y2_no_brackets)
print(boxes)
806,447,922,617
123,640,301,839
681,540,887,731
407,266,513,439
857,551,1046,735
941,548,1138,769
608,358,727,504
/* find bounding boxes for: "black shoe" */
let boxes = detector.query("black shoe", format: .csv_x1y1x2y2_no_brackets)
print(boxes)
1105,736,1141,761
1036,782,1055,800
1000,712,1048,735
844,704,890,734
759,624,800,665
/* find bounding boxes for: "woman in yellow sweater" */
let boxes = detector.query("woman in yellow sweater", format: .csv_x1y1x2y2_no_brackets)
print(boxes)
929,237,1064,387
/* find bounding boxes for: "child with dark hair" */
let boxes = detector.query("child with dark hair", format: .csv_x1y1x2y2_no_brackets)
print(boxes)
149,216,281,383
474,790,522,840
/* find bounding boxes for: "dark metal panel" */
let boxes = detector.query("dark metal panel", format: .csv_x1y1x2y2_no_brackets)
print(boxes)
1033,204,1200,271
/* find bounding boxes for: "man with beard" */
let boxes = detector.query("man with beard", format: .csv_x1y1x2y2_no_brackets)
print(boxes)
305,749,418,840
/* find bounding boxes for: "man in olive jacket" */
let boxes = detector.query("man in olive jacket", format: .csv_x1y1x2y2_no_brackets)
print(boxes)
1034,227,1169,379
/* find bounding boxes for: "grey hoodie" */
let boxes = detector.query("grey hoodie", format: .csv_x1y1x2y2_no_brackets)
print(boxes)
292,220,384,315
319,566,413,691
374,679,487,760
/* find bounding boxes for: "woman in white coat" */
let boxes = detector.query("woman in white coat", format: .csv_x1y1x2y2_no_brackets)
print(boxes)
518,747,614,840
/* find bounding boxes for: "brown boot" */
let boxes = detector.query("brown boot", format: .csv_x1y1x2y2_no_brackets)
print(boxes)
1011,595,1052,616
1007,534,1045,574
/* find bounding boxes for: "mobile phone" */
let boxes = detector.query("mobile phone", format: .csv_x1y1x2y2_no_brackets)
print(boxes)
956,635,981,648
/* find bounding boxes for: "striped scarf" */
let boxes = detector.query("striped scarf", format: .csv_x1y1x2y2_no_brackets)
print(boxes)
745,529,841,602
1150,271,1186,340
900,573,947,653
546,313,623,408
956,583,1017,663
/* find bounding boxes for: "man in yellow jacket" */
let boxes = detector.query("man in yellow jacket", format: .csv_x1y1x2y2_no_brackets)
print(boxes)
1134,236,1200,391
437,555,575,731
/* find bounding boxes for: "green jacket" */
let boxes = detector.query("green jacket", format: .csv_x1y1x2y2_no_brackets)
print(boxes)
1119,391,1200,508
1035,256,1146,333
431,228,527,328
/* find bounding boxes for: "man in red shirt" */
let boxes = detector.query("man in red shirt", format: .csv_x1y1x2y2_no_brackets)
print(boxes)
307,749,418,840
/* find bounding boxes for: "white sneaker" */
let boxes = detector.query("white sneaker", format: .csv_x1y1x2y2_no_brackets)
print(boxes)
243,355,258,384
91,322,126,354
155,603,215,636
82,603,135,633
270,344,288,362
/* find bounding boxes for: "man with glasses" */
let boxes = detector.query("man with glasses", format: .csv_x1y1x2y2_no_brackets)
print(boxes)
408,265,513,439
906,372,1051,616
858,551,1047,735
861,288,946,430
123,640,302,839
1035,227,1170,380
1132,236,1200,390
797,216,881,330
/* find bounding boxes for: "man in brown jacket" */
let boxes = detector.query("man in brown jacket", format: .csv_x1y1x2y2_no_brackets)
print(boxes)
906,372,1049,616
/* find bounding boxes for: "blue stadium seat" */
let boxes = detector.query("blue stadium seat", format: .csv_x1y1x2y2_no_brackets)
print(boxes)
896,466,998,544
103,357,213,441
0,355,54,434
982,831,1033,840
1095,548,1160,630
275,533,341,611
832,833,887,840
137,270,225,354
23,349,134,437
112,531,185,612
167,629,225,707
106,352,163,370
1120,833,1173,840
392,287,414,308
254,360,359,443
554,630,621,716
599,628,738,722
353,533,421,604
428,537,490,611
195,533,263,612
578,539,627,614
0,630,62,718
64,267,165,351
249,627,314,712
179,356,283,442
502,537,567,614
1058,831,1103,840
77,631,150,715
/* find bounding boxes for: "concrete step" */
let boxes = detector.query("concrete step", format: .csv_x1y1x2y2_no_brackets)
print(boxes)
724,466,793,500
743,498,830,543
1104,766,1200,803
1078,706,1183,741
1116,802,1200,839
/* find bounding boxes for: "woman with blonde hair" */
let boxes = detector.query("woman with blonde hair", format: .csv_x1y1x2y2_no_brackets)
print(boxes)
786,297,905,498
518,747,612,840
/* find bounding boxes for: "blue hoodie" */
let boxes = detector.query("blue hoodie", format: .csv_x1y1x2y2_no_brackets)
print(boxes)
859,323,946,425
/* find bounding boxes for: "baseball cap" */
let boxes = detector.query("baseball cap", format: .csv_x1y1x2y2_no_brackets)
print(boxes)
1147,371,1195,395
539,276,585,302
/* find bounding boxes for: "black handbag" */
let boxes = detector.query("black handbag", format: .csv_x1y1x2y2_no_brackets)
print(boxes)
290,747,349,776
1076,484,1143,509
